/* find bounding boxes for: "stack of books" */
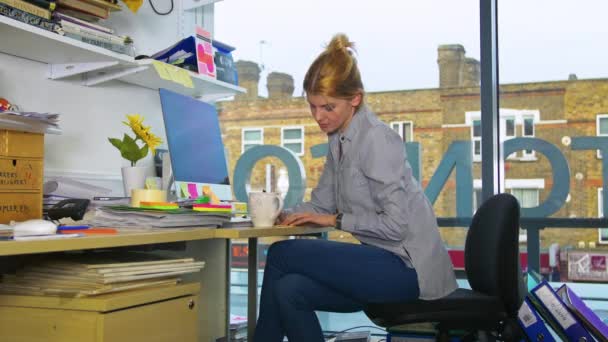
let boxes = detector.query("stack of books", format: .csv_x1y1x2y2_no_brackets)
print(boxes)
229,315,247,342
0,226,13,240
0,253,205,297
0,0,60,32
90,205,232,228
55,9,135,56
0,0,134,56
518,280,608,341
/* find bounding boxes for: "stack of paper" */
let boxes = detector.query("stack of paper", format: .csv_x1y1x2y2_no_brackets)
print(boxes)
90,206,231,228
0,253,205,297
0,111,61,134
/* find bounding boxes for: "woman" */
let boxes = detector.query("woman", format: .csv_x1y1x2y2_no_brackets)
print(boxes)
253,33,457,342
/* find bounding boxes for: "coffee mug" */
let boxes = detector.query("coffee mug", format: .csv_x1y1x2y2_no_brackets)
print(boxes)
248,191,284,227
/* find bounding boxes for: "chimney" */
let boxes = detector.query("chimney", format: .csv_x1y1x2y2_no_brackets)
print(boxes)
438,44,465,88
267,72,294,99
235,60,261,100
462,57,480,87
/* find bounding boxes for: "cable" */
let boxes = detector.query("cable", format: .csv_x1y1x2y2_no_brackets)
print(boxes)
324,325,387,340
148,0,173,15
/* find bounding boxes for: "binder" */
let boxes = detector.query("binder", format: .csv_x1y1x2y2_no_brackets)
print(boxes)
517,297,556,342
557,284,608,341
530,281,595,342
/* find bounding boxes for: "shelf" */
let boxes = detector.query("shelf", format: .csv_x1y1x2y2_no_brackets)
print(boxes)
0,15,245,101
182,0,223,11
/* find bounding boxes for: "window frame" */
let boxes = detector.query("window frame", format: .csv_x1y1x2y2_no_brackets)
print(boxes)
521,116,536,159
596,114,608,159
390,120,414,142
598,188,608,244
241,127,264,154
281,126,305,156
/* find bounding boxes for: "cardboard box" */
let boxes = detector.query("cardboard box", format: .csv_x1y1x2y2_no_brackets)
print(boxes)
0,129,44,223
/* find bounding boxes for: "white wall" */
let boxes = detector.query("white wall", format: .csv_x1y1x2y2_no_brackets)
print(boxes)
0,52,166,195
0,2,215,195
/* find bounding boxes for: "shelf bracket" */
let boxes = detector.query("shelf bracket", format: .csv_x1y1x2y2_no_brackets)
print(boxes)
47,62,120,80
83,65,149,86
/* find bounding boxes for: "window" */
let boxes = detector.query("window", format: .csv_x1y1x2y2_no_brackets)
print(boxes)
522,117,535,158
281,126,304,156
510,188,539,208
467,110,539,162
391,121,414,142
472,119,481,161
242,128,263,154
504,117,516,159
597,114,608,158
598,188,608,244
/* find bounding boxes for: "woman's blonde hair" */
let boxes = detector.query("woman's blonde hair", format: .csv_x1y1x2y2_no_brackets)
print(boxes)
303,33,364,103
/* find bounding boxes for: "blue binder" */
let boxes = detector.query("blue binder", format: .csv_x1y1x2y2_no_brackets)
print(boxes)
518,297,556,342
530,281,594,342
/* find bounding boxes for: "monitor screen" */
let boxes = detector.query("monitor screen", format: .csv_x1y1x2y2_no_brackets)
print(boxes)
159,88,232,201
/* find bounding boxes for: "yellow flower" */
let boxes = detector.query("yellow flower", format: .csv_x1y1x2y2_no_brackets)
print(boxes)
122,114,163,153
144,131,163,154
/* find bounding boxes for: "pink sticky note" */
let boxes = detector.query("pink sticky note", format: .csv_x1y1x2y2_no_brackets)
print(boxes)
187,183,199,199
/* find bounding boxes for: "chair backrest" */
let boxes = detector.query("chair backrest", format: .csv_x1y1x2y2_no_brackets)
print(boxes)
464,193,525,316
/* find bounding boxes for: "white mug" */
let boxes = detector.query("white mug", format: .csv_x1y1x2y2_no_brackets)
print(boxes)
248,191,284,227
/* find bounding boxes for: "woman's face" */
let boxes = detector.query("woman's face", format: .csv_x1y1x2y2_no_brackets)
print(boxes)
307,93,361,134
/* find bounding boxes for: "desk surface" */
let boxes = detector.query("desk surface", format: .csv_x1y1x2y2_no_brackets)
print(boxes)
0,226,334,256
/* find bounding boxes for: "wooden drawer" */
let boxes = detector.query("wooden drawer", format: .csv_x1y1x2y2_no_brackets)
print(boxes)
0,130,44,158
0,158,43,191
0,283,201,342
0,192,42,223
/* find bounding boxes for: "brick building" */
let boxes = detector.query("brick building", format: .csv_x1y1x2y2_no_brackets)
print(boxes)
217,44,608,250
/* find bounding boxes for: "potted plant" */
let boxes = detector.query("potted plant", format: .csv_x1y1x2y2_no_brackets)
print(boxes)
109,114,162,196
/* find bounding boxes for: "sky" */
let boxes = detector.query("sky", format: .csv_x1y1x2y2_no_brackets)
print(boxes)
215,0,608,97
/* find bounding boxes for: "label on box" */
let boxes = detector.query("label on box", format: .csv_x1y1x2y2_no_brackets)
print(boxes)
194,26,216,78
0,159,43,190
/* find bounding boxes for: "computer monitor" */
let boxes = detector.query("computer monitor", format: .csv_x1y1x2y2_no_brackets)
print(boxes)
159,88,232,201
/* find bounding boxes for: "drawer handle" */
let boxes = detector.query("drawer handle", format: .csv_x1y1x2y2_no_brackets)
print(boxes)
188,299,195,310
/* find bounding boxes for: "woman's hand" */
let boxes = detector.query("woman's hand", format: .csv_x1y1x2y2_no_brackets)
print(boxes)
279,212,337,227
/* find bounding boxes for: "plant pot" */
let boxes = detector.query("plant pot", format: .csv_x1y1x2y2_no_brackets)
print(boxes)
121,166,147,197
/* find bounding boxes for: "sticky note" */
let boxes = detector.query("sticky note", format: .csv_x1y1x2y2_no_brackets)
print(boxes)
187,183,199,199
151,60,172,81
179,183,190,198
172,67,194,88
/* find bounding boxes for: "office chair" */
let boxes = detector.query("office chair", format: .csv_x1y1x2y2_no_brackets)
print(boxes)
364,193,526,342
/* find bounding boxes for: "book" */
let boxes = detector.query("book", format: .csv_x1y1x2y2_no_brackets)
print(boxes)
22,0,54,11
78,0,120,11
0,2,59,32
56,0,108,19
53,11,113,33
62,32,134,56
55,6,100,21
0,0,51,19
530,281,595,342
518,297,557,342
556,284,608,341
60,19,130,45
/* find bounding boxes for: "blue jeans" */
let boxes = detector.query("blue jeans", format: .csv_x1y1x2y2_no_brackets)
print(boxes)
253,239,420,342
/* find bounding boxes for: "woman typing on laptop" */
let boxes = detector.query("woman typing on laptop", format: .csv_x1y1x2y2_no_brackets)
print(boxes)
253,33,457,342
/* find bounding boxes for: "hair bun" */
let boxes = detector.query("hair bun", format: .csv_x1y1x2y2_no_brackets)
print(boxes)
327,33,355,55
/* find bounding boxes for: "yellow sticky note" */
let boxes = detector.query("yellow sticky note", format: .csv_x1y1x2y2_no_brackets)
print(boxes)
167,66,193,88
179,183,190,198
174,68,194,88
151,61,171,81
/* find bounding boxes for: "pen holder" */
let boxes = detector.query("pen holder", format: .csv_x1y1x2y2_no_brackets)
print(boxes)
131,189,167,207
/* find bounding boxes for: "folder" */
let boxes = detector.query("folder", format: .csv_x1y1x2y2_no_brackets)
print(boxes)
518,297,557,342
557,284,608,341
530,281,595,342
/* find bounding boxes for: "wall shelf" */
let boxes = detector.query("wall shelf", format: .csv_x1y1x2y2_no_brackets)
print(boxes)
0,15,245,101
